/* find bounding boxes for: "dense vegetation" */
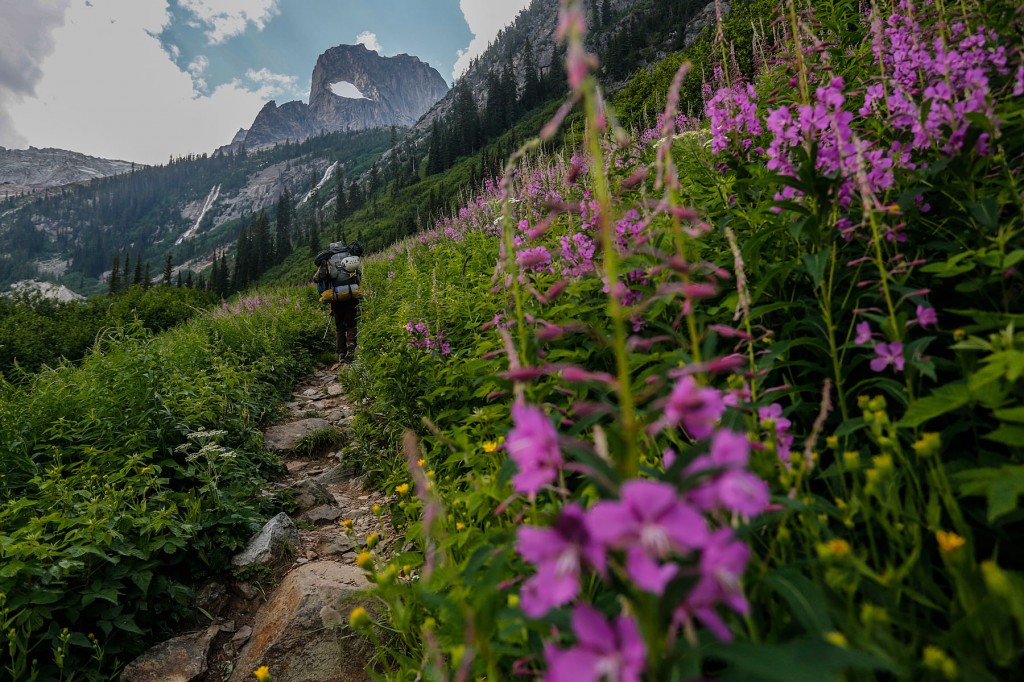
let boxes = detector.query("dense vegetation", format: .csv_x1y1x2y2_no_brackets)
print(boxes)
0,288,324,679
343,0,1024,679
0,285,217,377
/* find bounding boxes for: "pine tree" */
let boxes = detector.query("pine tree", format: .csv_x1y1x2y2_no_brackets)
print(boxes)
142,262,151,289
276,190,293,264
123,251,131,289
523,38,541,110
109,252,121,295
163,252,173,286
133,254,143,287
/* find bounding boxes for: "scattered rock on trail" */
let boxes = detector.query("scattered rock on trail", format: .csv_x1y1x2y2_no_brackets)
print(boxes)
231,513,300,568
120,624,220,682
263,418,332,452
304,504,345,524
228,561,373,682
289,478,336,512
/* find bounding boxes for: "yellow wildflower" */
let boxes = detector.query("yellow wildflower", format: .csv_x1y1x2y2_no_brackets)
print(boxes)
456,522,466,531
935,530,965,555
356,551,373,569
507,594,520,608
825,435,839,450
253,666,271,681
482,441,499,453
824,631,848,648
417,458,426,467
366,532,380,548
923,645,958,680
341,519,353,529
349,606,371,629
953,328,966,341
395,483,410,494
912,432,940,458
827,539,851,557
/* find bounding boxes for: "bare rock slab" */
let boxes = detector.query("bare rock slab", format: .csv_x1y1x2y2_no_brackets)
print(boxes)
231,513,299,568
264,418,331,453
229,561,373,682
120,624,219,682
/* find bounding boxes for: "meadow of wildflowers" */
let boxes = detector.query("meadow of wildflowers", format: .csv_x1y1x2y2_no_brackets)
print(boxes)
349,0,1024,679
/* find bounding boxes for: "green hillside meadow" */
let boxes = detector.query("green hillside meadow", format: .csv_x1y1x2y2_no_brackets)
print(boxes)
3,0,1024,679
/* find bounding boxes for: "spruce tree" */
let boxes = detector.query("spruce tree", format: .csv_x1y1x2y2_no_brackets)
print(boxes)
163,252,173,286
142,263,151,289
109,252,121,295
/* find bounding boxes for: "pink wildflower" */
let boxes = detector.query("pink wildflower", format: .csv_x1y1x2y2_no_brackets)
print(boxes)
516,504,606,617
544,605,646,682
507,404,563,497
870,342,905,372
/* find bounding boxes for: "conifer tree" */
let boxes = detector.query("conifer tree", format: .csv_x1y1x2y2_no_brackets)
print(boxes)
163,252,173,286
109,252,121,295
142,262,151,289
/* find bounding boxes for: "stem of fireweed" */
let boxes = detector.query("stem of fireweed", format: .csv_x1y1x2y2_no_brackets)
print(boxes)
580,83,640,479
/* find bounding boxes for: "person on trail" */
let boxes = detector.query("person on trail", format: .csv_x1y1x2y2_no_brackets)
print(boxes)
332,294,358,363
314,241,363,363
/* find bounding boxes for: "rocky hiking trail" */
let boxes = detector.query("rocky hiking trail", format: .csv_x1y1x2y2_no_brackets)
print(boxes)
121,363,390,682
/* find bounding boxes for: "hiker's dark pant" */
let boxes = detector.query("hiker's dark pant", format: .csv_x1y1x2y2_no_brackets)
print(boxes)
331,300,358,358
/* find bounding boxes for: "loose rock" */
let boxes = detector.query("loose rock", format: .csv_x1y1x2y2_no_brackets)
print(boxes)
231,513,300,568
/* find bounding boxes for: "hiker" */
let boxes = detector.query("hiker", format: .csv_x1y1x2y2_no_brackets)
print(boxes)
313,241,363,363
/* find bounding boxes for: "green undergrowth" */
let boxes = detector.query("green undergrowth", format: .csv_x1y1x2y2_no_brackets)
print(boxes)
0,286,324,680
343,0,1024,678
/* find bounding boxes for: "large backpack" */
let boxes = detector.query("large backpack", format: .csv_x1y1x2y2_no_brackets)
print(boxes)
313,241,362,297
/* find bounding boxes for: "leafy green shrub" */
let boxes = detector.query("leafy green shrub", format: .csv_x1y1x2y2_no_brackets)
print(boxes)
0,287,323,679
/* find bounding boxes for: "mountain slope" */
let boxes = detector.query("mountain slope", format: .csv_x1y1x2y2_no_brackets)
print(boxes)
0,147,140,198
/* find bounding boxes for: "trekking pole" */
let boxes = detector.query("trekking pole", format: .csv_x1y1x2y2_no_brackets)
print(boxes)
322,307,332,342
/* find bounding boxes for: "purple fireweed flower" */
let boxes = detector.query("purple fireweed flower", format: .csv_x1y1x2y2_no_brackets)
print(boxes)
685,431,769,517
660,376,725,439
855,321,873,344
588,480,708,594
870,341,905,372
507,403,563,497
516,504,606,617
758,403,793,463
915,305,937,328
675,529,751,641
544,605,646,682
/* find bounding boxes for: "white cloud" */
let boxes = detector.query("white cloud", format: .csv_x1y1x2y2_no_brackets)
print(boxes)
355,31,383,54
187,54,209,91
243,68,300,98
452,0,531,81
178,0,279,44
0,0,71,147
7,0,278,164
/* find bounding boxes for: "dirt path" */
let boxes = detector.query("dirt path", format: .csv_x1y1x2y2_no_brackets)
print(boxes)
197,362,390,682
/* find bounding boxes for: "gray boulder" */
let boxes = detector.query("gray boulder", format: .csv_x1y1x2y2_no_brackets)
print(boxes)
231,513,300,568
229,562,373,682
119,624,219,682
263,418,332,453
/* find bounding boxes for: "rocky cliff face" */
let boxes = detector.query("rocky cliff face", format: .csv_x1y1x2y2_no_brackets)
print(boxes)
0,147,138,196
230,45,449,151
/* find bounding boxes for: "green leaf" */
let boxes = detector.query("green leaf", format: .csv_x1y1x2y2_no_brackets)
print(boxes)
952,466,1024,523
994,407,1024,423
762,568,833,634
898,383,972,428
112,613,145,635
710,638,897,682
984,425,1024,446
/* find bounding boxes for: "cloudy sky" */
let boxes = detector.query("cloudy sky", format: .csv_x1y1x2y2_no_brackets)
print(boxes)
0,0,530,164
